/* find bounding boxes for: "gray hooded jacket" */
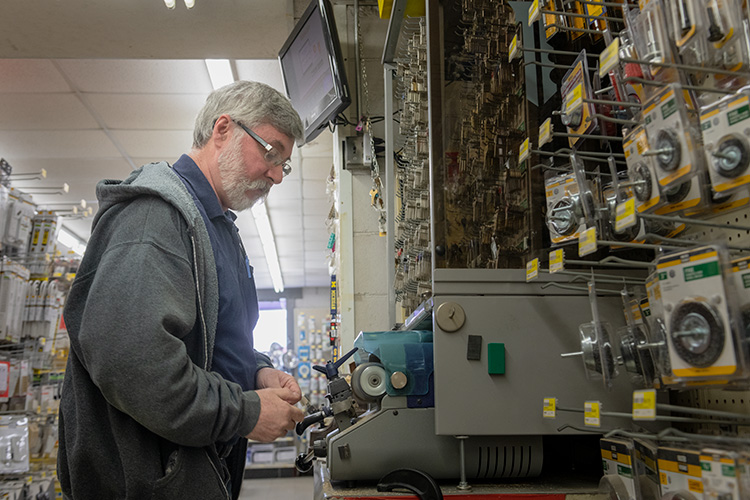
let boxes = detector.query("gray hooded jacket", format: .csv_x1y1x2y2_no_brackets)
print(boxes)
58,162,270,499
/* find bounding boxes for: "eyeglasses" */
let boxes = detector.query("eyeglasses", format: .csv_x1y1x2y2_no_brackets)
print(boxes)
233,120,292,177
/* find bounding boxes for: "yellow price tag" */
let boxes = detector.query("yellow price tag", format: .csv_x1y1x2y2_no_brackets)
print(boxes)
615,197,637,232
539,118,552,147
599,38,620,77
578,226,597,256
528,0,540,25
632,389,657,420
543,397,557,418
519,137,530,163
526,258,539,281
584,400,601,427
549,249,564,273
565,83,583,113
509,35,519,63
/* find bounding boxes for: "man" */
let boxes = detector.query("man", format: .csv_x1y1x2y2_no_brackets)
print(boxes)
58,81,306,500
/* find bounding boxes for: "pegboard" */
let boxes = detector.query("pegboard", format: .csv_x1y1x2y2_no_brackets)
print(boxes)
682,207,750,250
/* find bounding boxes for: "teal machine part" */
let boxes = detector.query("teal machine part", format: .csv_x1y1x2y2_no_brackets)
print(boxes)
353,330,434,407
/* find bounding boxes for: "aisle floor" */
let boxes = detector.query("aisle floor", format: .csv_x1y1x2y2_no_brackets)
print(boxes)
238,476,313,500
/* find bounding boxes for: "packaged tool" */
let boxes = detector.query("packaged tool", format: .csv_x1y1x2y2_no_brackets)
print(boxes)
668,0,712,86
634,439,662,500
560,50,598,147
653,176,707,217
657,446,705,500
623,291,659,388
644,271,674,385
699,90,750,194
545,171,591,246
600,437,639,500
729,255,750,364
624,126,663,213
631,0,680,91
656,245,747,385
642,84,704,190
700,448,744,500
705,0,750,91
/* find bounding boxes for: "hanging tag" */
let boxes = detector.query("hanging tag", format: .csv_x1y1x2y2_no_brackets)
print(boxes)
599,38,620,78
578,226,597,256
519,138,530,163
528,0,540,26
615,197,637,232
549,249,564,273
584,400,601,427
565,83,583,113
508,34,520,62
543,397,557,418
632,389,657,420
526,258,539,281
538,118,552,147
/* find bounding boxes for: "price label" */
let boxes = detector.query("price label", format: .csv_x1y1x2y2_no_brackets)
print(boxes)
528,0,540,25
549,249,564,273
599,38,620,77
578,226,597,256
526,258,539,281
565,83,583,113
584,401,601,427
632,389,657,420
615,197,637,232
519,137,530,163
539,118,552,147
509,34,520,63
543,398,557,418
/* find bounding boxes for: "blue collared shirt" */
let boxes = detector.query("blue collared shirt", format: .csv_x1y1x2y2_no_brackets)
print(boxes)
172,154,259,391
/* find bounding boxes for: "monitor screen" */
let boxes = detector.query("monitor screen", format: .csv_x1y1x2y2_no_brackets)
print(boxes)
279,0,350,144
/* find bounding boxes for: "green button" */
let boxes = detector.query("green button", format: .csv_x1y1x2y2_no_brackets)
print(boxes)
488,343,505,375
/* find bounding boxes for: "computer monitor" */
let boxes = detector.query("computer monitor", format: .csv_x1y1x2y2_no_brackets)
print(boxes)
278,0,351,144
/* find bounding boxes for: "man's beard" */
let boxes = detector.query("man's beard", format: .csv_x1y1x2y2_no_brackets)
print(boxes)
217,133,272,212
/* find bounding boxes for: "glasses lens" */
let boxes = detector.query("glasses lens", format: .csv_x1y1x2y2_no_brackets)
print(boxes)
282,162,292,177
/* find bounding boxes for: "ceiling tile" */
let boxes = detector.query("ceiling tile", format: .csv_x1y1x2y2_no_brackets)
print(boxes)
56,60,214,94
302,198,330,216
302,180,326,199
111,130,193,160
298,130,334,157
86,93,208,130
234,60,285,94
0,93,97,131
266,179,301,200
0,130,120,159
301,156,334,181
0,60,71,93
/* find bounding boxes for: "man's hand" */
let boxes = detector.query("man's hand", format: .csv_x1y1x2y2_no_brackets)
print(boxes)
256,367,302,403
247,388,305,442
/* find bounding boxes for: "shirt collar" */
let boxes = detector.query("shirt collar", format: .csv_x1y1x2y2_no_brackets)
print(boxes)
172,154,227,220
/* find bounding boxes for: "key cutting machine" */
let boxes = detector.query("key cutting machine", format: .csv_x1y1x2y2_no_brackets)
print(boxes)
294,331,543,482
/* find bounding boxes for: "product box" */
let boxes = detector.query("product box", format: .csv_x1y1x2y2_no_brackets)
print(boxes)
658,446,704,499
700,448,743,500
601,437,638,500
634,438,662,500
656,245,745,384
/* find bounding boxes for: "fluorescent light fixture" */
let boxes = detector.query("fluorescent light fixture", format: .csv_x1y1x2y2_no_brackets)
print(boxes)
164,0,176,9
57,226,87,256
251,202,284,293
205,59,234,90
184,0,195,7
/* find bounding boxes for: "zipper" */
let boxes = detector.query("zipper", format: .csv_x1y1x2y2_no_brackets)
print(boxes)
204,450,231,500
188,228,209,370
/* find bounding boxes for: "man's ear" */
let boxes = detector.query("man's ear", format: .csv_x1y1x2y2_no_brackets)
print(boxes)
211,114,233,146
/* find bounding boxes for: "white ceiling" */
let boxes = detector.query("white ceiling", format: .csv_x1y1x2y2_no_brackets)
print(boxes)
0,0,339,291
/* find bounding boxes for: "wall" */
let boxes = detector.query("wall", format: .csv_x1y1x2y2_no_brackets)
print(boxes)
334,2,393,355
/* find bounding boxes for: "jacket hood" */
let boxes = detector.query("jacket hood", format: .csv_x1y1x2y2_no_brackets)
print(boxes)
94,161,204,233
